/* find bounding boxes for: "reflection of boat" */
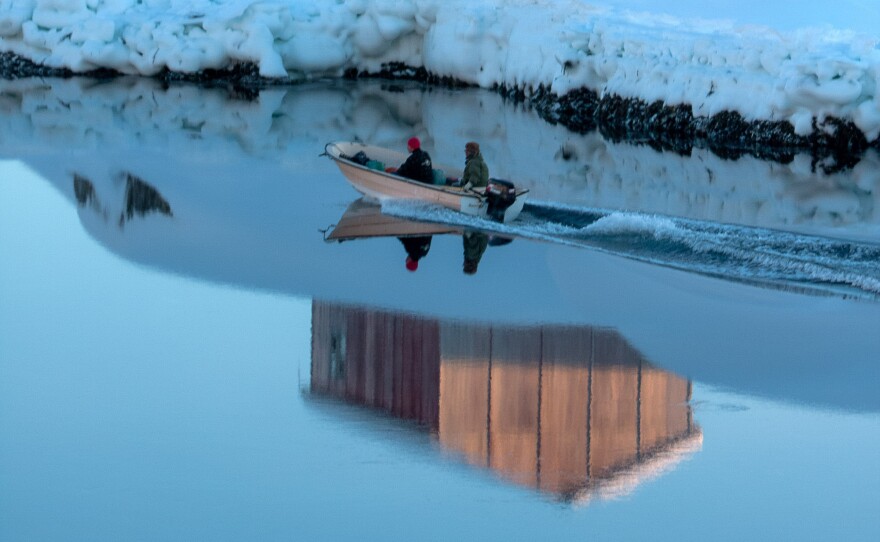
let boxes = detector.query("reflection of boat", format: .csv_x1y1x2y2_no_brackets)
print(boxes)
325,198,509,274
310,300,702,503
324,141,529,223
325,198,515,246
324,198,461,242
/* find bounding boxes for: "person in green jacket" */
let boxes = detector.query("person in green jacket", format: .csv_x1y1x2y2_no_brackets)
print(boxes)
461,141,489,191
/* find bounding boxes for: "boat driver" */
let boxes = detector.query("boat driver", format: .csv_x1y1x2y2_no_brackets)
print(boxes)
460,141,489,191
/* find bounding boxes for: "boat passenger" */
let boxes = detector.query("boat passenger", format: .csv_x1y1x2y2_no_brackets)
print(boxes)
461,141,489,191
395,137,434,183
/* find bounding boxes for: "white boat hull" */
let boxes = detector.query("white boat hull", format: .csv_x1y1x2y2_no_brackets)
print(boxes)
325,141,528,223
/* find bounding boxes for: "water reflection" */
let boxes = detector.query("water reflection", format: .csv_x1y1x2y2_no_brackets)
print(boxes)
5,77,877,412
399,236,432,272
310,301,702,502
462,231,489,274
2,76,877,242
8,75,870,297
330,197,880,299
326,198,502,275
73,172,172,228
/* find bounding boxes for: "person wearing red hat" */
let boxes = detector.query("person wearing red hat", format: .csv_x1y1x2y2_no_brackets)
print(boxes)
394,136,433,183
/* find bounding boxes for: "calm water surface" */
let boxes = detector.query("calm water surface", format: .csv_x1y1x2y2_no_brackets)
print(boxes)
1,78,878,541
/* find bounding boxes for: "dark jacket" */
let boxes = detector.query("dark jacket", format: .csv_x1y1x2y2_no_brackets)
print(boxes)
397,148,433,183
462,152,489,189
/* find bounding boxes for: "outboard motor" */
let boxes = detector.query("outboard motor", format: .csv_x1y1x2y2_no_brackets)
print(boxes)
485,178,517,222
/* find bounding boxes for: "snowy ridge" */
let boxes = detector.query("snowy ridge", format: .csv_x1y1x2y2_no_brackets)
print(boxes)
0,0,878,141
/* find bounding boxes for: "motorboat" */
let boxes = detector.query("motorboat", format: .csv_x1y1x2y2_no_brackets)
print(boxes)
324,141,529,223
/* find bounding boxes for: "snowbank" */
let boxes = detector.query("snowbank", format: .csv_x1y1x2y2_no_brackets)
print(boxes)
0,1,878,140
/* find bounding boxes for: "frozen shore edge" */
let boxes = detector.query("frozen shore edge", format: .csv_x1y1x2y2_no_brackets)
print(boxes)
2,52,876,168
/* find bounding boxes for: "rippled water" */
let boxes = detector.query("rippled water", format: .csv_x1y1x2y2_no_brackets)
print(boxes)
383,199,880,299
1,78,878,541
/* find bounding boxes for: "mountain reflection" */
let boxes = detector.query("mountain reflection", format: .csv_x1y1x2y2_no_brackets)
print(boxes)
310,301,702,502
73,172,172,228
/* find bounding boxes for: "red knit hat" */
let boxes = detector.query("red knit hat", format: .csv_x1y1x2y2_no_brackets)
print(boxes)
407,137,420,150
406,256,419,271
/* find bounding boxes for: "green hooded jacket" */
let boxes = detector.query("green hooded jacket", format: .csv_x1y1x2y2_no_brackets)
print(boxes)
462,152,489,189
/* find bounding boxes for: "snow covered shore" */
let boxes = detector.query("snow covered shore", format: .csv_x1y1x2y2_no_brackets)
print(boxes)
1,0,878,153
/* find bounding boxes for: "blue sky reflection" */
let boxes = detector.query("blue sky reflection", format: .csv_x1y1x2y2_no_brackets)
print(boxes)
1,165,878,540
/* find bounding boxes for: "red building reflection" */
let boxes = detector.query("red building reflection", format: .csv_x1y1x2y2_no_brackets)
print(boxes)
311,301,701,502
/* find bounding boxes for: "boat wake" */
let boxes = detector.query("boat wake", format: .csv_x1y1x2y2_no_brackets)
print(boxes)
380,199,880,301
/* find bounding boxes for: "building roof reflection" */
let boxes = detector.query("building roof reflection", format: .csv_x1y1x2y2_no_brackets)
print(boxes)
310,301,702,503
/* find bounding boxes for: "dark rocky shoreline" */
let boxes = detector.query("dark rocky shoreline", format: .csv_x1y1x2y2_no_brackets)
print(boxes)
523,86,872,173
3,52,876,170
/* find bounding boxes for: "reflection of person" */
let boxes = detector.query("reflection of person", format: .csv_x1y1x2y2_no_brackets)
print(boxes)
462,231,489,275
399,236,432,272
395,137,433,183
461,141,489,191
